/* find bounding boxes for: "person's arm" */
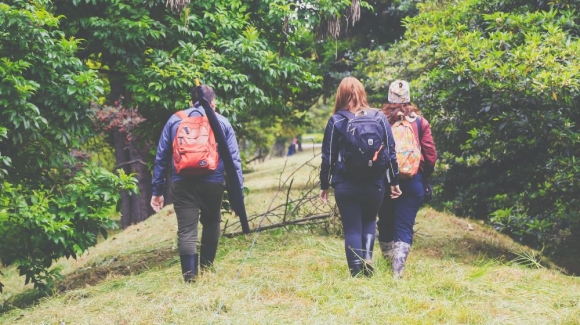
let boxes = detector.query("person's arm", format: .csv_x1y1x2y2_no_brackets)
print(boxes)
379,115,401,198
420,118,438,178
151,118,174,211
320,116,340,191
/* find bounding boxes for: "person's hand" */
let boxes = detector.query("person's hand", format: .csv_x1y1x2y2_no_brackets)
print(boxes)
229,209,237,217
319,190,329,204
151,195,164,213
390,185,402,199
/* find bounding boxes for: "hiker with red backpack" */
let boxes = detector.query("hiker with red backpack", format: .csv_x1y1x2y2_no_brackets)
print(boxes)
150,85,243,283
319,77,401,277
378,80,438,278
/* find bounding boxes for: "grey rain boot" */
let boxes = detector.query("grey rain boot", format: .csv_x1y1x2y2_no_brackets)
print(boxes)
179,254,198,283
379,241,395,261
362,234,375,277
392,241,411,278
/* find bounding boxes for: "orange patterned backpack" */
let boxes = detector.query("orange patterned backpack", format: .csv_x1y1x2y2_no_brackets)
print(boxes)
172,110,219,176
391,116,421,178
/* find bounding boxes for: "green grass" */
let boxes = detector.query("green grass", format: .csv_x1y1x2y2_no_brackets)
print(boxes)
301,133,324,144
1,149,580,324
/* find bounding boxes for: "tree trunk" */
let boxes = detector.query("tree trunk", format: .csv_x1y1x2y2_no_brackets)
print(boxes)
107,74,127,106
113,129,154,229
113,129,133,229
128,139,153,225
273,138,287,157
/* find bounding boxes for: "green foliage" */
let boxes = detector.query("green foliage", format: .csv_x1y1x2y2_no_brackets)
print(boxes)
0,0,103,186
0,1,136,293
0,167,138,292
50,0,357,148
360,0,580,251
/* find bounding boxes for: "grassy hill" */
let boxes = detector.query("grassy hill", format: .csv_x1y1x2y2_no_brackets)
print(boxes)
1,150,579,324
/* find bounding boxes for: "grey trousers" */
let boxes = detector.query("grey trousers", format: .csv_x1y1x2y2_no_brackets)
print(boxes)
171,180,225,256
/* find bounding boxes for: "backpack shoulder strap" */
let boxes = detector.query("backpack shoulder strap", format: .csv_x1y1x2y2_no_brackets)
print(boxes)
189,106,205,117
176,109,204,120
416,116,423,140
175,110,188,120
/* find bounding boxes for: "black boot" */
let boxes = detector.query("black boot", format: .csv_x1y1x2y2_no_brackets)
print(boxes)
200,240,218,270
179,254,198,283
348,260,364,277
200,222,221,270
362,234,375,277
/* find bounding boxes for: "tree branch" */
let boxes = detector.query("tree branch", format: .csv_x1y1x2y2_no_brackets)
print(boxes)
223,213,332,238
114,159,147,170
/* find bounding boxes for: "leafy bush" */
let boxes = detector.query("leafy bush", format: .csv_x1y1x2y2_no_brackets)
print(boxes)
0,0,103,185
0,167,137,292
360,0,580,252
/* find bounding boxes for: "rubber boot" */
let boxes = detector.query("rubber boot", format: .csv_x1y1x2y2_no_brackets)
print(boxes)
379,241,395,261
200,222,221,271
179,254,198,283
348,260,364,277
362,234,375,277
200,239,218,270
392,241,411,279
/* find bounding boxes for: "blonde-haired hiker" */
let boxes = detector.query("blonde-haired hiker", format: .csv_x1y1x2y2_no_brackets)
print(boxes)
320,77,401,277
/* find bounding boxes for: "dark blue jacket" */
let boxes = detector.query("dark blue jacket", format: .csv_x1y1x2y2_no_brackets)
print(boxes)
151,105,243,196
320,109,399,190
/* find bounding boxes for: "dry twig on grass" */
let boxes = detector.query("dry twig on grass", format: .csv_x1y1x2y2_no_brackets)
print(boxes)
222,152,337,236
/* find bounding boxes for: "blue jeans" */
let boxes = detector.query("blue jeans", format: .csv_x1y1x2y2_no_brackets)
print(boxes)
378,173,424,245
334,180,384,264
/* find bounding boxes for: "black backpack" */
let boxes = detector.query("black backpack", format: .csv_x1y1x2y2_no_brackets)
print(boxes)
338,109,389,179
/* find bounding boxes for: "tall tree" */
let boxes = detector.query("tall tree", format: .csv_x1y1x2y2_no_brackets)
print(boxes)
0,0,137,291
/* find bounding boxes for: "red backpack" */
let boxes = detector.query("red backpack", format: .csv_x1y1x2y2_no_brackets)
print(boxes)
172,110,219,176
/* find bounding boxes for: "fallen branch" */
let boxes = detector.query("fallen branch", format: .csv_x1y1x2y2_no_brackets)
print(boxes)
223,213,332,238
114,159,147,170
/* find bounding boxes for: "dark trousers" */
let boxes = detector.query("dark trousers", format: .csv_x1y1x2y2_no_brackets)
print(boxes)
171,180,225,256
334,180,384,264
378,173,424,245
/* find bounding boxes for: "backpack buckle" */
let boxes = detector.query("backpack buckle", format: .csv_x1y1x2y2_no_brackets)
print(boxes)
355,110,367,117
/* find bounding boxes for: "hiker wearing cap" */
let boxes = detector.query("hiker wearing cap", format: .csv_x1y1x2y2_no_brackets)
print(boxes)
378,80,438,278
319,77,401,277
150,85,243,283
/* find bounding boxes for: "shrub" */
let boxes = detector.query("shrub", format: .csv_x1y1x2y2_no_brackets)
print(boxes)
0,167,138,292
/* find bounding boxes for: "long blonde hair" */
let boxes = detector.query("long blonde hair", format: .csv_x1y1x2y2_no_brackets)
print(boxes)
334,77,370,113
